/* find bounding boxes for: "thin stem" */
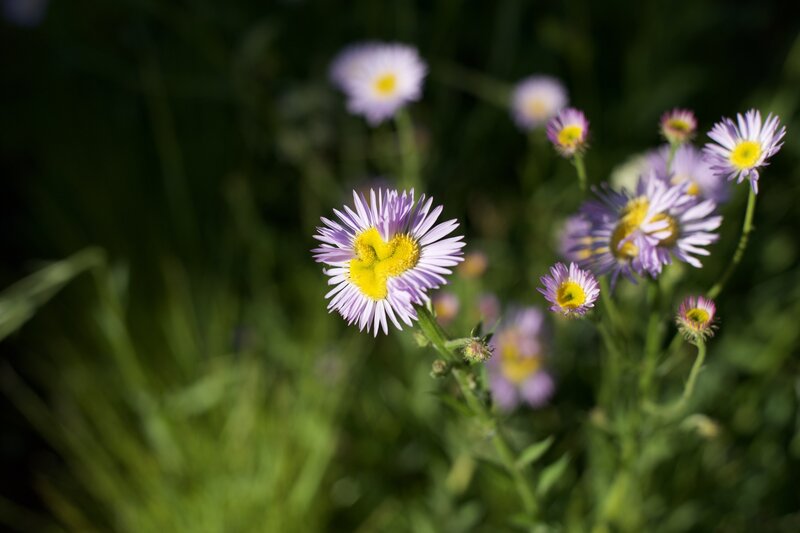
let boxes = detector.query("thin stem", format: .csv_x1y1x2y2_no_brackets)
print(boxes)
573,153,588,193
665,142,679,174
645,339,706,418
707,188,757,299
394,109,420,191
598,276,624,336
639,281,662,399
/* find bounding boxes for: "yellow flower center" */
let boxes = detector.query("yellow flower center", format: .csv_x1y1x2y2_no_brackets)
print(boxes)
556,280,587,310
349,228,420,300
666,118,691,134
729,140,761,170
525,98,547,119
373,73,397,96
651,213,680,248
499,337,541,384
686,308,710,326
609,197,649,259
557,125,584,149
670,174,701,196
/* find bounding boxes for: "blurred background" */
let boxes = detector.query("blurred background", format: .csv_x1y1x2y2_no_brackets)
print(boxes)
1,0,800,531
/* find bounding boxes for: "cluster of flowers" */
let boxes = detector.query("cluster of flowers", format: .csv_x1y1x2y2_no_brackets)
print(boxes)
316,41,785,411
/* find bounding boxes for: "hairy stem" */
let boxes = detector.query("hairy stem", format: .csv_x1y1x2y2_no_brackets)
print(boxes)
707,188,757,299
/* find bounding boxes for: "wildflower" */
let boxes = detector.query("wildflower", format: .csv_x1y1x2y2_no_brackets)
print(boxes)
703,109,786,194
329,42,427,125
648,144,729,203
676,295,717,342
313,189,465,335
510,76,568,131
432,292,460,326
660,108,697,145
458,250,488,279
488,308,555,410
463,337,492,363
538,262,599,317
558,214,595,263
546,107,589,157
478,293,501,327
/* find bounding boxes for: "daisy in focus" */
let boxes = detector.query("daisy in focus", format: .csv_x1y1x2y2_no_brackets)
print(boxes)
703,109,786,194
547,107,589,157
538,262,599,317
488,307,555,410
313,189,465,335
329,42,427,125
510,76,568,131
676,295,717,342
660,108,697,145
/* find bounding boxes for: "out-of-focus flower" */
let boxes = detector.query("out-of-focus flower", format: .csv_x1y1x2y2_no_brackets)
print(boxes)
433,292,460,326
538,262,599,317
510,76,568,131
329,42,427,125
610,152,652,191
488,308,554,410
313,189,464,335
2,0,48,27
478,293,501,328
558,215,595,263
676,295,717,342
546,107,589,157
703,109,786,194
458,250,488,279
660,108,697,145
649,144,729,203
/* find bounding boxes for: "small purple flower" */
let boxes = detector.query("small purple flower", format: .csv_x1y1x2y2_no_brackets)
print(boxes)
432,292,460,326
510,76,568,131
478,293,501,328
313,189,465,335
660,108,697,144
546,107,589,157
676,295,717,341
329,42,427,125
703,109,786,194
538,262,599,317
488,307,555,410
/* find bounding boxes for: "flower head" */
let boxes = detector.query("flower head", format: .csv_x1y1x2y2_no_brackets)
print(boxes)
660,108,697,144
488,307,554,410
703,109,786,194
558,214,595,263
676,295,717,341
313,189,465,335
510,75,568,131
329,42,427,125
458,250,488,279
432,292,460,326
538,262,599,317
648,144,729,203
547,107,589,157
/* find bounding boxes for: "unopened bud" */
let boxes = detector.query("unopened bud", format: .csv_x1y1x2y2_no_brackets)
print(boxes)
430,359,449,378
463,338,492,364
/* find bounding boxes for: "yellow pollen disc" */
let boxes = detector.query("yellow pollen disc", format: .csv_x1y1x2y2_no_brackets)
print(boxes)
557,125,584,149
373,73,397,96
349,228,420,300
671,174,701,196
499,338,541,384
556,280,587,310
609,197,649,260
687,181,700,196
686,308,710,326
667,118,691,133
526,99,547,119
729,140,761,170
651,213,680,248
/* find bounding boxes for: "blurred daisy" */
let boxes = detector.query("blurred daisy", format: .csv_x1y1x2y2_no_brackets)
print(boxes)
676,295,717,342
648,144,729,203
458,250,488,279
313,189,465,335
547,107,589,157
478,292,501,328
432,292,460,326
703,109,786,194
510,76,568,131
488,308,555,410
330,42,427,125
538,262,599,317
558,214,595,263
660,108,697,145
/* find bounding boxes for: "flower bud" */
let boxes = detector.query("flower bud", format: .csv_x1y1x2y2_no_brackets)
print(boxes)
430,359,449,378
463,338,492,364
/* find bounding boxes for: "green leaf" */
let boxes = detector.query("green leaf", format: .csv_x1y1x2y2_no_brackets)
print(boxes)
515,436,554,469
537,453,570,497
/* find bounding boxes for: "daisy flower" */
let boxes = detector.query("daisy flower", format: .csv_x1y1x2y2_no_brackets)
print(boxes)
488,307,555,410
676,295,717,342
538,262,600,317
457,250,488,279
703,109,786,194
432,292,460,326
648,144,729,203
510,75,568,131
660,108,697,144
547,107,590,157
329,42,427,125
558,214,595,263
313,189,465,335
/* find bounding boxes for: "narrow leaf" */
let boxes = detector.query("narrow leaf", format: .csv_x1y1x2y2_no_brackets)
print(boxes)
515,436,554,469
537,453,570,497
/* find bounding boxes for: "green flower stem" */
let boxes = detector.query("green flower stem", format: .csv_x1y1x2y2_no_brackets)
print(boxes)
645,339,706,418
707,187,758,299
599,276,625,337
665,142,679,174
394,109,420,191
639,281,662,399
573,153,588,193
415,306,538,519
